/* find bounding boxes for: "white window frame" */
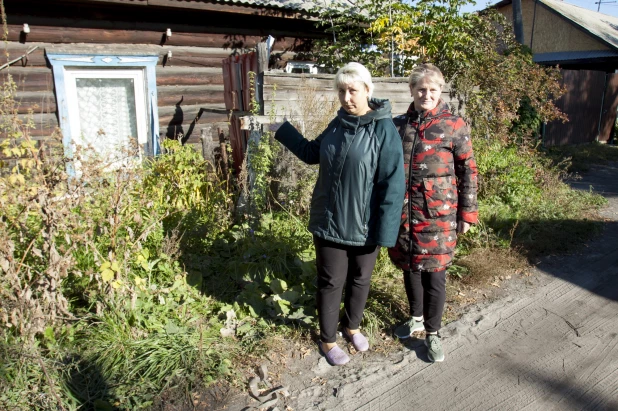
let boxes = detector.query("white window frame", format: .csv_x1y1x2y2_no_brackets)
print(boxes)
47,53,160,175
64,68,148,148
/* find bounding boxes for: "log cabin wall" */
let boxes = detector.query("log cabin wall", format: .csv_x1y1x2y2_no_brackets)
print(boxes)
1,0,324,149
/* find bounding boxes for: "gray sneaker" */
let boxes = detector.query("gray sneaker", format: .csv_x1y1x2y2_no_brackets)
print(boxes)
425,334,445,362
394,317,425,339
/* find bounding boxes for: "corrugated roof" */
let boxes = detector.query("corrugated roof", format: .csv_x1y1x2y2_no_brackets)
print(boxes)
183,0,347,12
75,0,349,12
534,49,618,63
214,0,317,11
491,0,618,50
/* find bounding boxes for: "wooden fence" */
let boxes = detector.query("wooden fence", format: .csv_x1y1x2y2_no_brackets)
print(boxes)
221,44,268,174
262,71,456,120
220,57,458,174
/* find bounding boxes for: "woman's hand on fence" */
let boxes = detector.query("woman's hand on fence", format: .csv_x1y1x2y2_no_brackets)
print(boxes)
457,221,471,234
268,122,284,132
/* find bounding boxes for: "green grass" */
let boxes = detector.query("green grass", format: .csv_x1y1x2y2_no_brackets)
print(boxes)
1,136,611,410
545,142,618,173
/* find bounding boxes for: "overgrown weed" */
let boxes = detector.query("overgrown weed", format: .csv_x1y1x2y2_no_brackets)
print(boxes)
0,55,611,411
443,138,607,299
270,75,338,216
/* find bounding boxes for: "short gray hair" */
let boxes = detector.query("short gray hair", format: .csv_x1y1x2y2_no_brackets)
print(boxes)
409,63,445,89
334,62,374,98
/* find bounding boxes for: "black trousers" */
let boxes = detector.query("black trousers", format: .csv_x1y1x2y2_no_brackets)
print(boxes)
314,236,380,343
403,269,446,333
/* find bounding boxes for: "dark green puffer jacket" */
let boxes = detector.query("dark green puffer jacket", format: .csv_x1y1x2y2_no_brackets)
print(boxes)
274,98,405,247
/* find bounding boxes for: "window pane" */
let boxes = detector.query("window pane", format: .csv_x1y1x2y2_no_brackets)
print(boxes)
75,77,138,158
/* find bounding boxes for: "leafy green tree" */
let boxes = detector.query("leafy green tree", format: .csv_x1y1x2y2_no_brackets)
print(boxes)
311,0,566,142
311,1,387,75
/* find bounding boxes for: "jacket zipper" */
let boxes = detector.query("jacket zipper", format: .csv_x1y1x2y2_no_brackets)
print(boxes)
408,115,423,271
362,121,376,236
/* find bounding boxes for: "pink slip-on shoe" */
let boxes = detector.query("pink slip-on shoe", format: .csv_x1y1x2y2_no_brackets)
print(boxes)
344,329,369,352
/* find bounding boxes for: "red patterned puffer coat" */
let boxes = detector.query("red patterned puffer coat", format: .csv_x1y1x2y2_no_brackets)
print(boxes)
388,100,478,272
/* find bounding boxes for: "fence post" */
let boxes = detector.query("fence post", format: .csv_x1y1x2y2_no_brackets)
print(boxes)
217,127,229,177
256,42,269,115
200,125,216,171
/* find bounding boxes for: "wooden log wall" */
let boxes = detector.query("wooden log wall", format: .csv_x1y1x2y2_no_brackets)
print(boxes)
1,31,314,148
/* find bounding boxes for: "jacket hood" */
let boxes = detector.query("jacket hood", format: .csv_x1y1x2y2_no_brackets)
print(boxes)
406,99,450,121
338,98,393,129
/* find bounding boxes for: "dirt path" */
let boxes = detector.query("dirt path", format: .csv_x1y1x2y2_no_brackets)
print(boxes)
226,163,618,411
242,162,617,411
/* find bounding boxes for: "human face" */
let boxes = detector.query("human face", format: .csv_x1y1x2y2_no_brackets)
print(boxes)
338,81,370,116
410,76,442,112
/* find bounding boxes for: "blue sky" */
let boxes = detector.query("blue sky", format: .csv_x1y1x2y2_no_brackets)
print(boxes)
460,0,618,18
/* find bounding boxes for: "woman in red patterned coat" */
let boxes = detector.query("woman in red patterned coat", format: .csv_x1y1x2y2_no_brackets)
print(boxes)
388,64,478,362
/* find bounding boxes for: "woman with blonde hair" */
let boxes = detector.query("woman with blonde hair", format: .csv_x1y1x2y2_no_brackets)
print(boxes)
271,62,405,365
389,63,478,362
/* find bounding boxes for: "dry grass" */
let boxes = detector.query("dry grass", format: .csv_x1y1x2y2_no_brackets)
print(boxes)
271,76,339,215
456,247,529,287
546,142,618,173
294,76,339,140
443,247,531,324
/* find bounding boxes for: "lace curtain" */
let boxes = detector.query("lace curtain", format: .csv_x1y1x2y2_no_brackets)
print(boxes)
75,77,138,162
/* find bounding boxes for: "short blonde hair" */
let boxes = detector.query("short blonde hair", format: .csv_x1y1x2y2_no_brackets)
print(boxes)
334,62,374,98
409,63,445,89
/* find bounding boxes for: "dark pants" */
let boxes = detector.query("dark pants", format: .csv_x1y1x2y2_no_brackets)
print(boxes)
314,236,380,343
403,270,446,333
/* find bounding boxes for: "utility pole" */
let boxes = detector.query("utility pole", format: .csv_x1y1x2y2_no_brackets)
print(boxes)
595,0,616,12
512,0,524,44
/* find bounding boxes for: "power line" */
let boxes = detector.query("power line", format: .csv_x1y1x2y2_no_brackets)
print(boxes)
595,0,617,12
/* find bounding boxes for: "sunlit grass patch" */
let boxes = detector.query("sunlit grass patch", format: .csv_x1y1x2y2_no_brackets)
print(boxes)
546,142,618,173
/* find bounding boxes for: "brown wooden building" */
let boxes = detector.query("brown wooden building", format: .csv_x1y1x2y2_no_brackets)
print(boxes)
494,0,618,70
492,0,618,145
1,0,329,158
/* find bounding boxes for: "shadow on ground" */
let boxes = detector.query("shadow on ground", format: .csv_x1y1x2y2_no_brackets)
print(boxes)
401,336,432,363
64,356,112,410
500,358,618,410
531,219,618,303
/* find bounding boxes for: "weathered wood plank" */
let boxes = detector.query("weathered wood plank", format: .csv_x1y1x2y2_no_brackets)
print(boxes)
13,91,57,114
6,24,305,49
2,67,54,92
0,46,48,67
162,55,227,68
263,72,335,80
157,85,225,106
263,99,454,116
158,104,229,135
3,64,225,91
263,89,413,102
158,103,227,119
6,25,246,48
264,81,411,93
264,71,452,92
0,41,243,69
264,77,333,89
14,113,60,137
156,67,223,86
182,121,229,145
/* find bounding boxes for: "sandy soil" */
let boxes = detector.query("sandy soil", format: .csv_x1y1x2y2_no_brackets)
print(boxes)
227,162,618,411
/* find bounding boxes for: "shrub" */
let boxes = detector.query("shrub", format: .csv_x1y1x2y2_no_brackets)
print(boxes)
459,139,606,257
0,67,235,406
